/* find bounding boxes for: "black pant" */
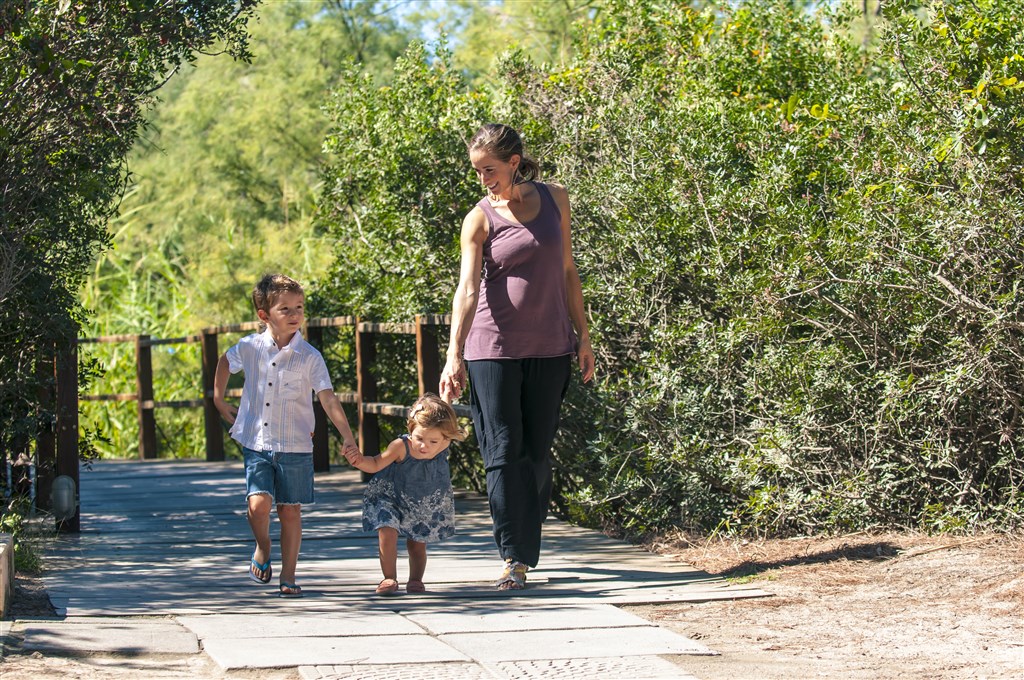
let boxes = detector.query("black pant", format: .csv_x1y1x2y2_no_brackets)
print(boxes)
466,355,571,568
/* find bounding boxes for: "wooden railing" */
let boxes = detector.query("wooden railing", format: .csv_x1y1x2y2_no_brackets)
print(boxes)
76,314,467,471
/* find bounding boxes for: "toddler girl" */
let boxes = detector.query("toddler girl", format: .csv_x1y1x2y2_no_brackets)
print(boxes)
344,393,467,595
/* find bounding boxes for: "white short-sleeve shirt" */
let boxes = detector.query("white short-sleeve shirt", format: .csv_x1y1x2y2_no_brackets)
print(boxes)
225,330,333,453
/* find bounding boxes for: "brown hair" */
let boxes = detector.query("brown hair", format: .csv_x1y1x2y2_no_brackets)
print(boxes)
468,123,541,182
407,393,468,442
251,273,304,315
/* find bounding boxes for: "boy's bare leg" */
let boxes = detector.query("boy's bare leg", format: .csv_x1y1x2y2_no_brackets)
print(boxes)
248,493,273,570
277,504,302,585
378,527,399,580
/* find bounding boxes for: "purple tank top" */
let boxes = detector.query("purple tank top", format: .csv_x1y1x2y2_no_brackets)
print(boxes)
464,182,577,361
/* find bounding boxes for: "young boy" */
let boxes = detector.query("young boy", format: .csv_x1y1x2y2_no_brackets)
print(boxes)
214,273,359,597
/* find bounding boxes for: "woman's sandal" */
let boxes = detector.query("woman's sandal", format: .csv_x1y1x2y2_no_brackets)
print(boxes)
249,554,272,584
375,578,400,596
496,560,528,590
406,579,426,594
278,581,303,598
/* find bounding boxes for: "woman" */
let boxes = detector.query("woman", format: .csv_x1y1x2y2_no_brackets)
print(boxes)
439,123,595,590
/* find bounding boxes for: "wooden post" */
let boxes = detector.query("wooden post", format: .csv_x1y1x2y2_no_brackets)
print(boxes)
306,325,329,472
200,330,225,461
34,350,56,512
136,335,157,459
55,341,80,532
415,315,441,397
355,319,378,481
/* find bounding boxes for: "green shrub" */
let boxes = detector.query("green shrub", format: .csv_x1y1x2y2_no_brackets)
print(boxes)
316,0,1024,536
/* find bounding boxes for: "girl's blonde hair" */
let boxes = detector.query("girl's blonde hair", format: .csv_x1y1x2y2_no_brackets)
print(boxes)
408,393,468,442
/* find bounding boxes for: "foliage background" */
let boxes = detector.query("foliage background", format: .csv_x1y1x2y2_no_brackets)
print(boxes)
78,1,414,459
0,0,257,562
316,0,1024,535
13,0,1020,538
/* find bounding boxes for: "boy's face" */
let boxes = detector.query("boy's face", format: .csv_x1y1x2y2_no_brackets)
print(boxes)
258,290,304,339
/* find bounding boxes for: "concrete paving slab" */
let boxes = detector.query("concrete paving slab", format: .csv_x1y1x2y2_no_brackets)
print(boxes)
202,634,470,669
497,656,698,679
299,662,494,679
404,602,659,634
18,619,200,654
177,611,423,638
440,626,715,662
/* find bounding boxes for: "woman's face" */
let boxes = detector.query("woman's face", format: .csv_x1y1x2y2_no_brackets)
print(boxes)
470,148,520,198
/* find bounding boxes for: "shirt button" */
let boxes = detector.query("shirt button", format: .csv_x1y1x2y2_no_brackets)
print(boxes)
265,403,270,407
268,382,273,386
263,422,268,427
272,362,276,366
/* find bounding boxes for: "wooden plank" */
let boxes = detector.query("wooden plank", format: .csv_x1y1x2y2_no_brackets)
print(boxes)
356,321,416,335
306,325,329,473
143,399,205,409
37,461,770,616
55,342,79,532
135,335,157,459
80,393,137,402
202,321,261,335
76,333,139,344
416,315,441,397
418,314,452,326
201,330,225,462
35,350,56,513
361,402,411,418
355,320,378,478
146,335,202,346
306,316,357,328
336,391,358,404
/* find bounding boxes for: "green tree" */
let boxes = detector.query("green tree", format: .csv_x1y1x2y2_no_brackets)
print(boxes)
80,0,416,459
100,0,414,330
413,0,601,83
0,0,255,514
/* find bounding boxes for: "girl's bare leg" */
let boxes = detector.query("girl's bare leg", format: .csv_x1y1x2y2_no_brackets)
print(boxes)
378,527,399,580
407,538,427,582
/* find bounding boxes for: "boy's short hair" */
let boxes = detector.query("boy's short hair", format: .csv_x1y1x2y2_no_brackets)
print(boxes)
252,274,304,314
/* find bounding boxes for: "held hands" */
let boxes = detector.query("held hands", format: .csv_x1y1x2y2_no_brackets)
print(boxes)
342,444,364,469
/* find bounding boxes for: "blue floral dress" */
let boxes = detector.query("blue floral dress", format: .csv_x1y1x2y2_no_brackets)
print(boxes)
362,435,455,543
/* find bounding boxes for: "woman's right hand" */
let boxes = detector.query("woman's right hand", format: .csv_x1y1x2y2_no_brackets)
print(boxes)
439,354,467,403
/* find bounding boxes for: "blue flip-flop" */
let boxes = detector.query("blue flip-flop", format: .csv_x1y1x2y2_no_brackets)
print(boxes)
278,581,303,598
249,555,272,584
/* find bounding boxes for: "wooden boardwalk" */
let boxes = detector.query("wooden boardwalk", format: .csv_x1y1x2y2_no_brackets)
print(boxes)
25,460,771,678
40,460,768,615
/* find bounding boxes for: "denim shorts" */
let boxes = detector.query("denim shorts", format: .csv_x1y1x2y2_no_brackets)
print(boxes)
243,447,315,505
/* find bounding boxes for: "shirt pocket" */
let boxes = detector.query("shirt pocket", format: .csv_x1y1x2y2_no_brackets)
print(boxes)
278,370,306,400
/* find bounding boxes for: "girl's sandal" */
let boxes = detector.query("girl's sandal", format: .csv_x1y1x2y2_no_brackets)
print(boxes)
375,578,400,596
496,560,528,590
406,579,426,594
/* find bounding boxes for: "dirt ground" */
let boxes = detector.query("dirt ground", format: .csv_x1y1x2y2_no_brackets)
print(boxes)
2,531,1022,679
625,531,1024,679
